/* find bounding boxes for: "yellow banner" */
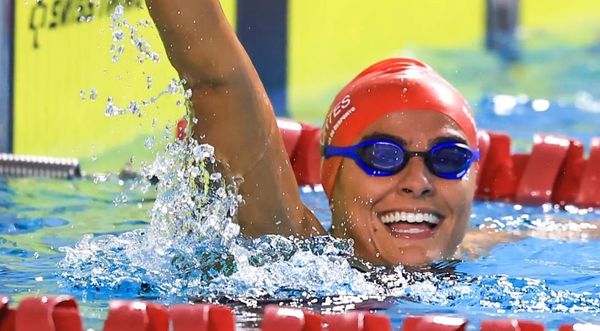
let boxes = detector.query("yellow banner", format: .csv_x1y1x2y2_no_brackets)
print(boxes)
14,0,236,172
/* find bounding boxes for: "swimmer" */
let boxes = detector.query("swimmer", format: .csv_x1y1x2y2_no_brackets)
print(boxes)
146,0,599,266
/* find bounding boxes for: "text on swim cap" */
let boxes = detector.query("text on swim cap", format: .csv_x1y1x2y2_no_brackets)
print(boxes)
324,95,355,145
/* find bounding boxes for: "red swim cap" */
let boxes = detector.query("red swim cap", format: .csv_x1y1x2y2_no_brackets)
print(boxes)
320,58,477,199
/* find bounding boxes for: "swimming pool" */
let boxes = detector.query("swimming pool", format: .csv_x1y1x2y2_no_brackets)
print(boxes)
1,145,599,331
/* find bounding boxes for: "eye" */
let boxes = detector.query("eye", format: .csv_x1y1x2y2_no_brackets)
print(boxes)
358,143,404,171
430,145,472,173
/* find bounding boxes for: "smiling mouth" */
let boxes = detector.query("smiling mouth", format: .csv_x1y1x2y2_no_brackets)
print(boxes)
378,211,443,239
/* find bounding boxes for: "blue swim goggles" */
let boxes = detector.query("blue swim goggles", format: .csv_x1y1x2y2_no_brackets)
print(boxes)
323,139,479,179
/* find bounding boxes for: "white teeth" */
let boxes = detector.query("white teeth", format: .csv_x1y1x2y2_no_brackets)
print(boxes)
380,212,440,225
396,228,425,234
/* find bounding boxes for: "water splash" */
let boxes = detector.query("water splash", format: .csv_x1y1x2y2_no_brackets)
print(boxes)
109,5,159,64
59,137,381,302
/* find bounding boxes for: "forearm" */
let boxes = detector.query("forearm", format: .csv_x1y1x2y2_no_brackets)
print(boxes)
146,0,246,86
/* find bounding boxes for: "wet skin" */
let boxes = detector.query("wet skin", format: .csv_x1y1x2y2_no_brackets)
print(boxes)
330,110,478,266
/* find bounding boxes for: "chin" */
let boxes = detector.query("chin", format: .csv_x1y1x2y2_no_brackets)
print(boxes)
357,246,445,267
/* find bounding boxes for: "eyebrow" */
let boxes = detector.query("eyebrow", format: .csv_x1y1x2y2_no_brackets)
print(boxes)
431,134,468,146
361,132,468,147
361,132,408,146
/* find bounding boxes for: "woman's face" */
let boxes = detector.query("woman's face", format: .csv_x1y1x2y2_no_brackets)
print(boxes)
330,110,477,266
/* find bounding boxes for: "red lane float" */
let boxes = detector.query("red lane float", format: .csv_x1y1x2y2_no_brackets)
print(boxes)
3,296,600,331
514,134,570,205
103,301,168,331
559,323,600,331
0,296,15,331
576,137,600,207
322,311,391,331
261,305,323,331
474,132,518,201
291,123,322,186
476,130,491,189
261,306,390,331
552,139,585,206
480,319,545,331
15,296,82,331
169,304,235,331
176,118,188,141
402,315,467,331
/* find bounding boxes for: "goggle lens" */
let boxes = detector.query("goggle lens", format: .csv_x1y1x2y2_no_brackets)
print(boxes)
358,142,404,173
428,145,474,176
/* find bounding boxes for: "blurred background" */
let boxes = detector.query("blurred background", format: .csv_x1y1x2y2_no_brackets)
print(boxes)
1,0,600,173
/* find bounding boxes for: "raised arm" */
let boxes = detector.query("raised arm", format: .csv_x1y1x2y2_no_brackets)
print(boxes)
146,0,325,237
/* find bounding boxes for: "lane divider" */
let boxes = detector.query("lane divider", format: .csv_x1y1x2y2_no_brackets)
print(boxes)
559,323,600,331
480,319,545,331
514,134,570,205
402,315,467,330
103,300,168,331
0,296,15,331
169,304,235,331
2,296,600,330
575,137,600,207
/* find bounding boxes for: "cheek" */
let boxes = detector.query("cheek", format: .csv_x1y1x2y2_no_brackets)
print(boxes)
436,176,476,217
336,161,393,202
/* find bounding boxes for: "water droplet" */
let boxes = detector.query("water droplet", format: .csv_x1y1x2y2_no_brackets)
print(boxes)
80,89,86,100
146,76,153,89
145,137,154,149
113,29,124,42
105,97,123,116
89,88,97,101
193,144,215,160
127,101,141,116
167,79,180,94
111,5,125,21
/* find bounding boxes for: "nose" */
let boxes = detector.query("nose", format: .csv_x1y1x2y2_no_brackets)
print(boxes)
396,157,434,198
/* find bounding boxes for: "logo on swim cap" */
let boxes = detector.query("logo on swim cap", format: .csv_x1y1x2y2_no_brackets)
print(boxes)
323,94,355,145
